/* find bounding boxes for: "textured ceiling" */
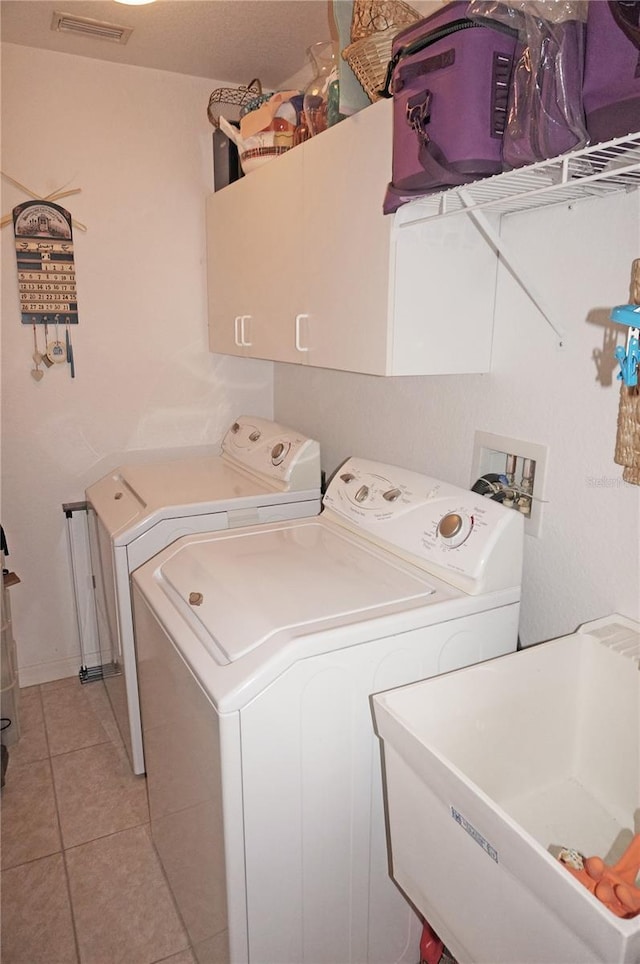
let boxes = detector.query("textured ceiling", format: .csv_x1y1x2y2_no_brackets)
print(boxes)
0,0,338,88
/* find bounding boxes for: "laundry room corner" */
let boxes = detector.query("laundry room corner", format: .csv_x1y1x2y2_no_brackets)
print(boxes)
1,43,275,685
273,187,640,647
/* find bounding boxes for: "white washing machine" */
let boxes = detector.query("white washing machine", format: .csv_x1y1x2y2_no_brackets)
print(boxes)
132,457,524,964
85,416,321,775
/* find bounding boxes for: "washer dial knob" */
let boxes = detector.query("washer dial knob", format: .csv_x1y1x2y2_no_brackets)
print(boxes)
437,511,473,548
249,430,261,442
439,513,462,539
271,441,289,465
355,484,370,503
383,487,402,502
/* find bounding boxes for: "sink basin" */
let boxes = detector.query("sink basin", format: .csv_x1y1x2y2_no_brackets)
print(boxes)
372,615,640,964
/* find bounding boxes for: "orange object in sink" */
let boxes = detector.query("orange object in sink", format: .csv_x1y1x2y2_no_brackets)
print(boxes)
560,835,640,918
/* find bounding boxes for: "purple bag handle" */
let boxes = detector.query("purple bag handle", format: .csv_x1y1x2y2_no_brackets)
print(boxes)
609,1,640,50
394,49,455,92
406,90,478,189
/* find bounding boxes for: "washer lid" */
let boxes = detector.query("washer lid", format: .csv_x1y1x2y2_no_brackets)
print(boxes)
119,456,271,508
158,521,437,663
86,456,300,544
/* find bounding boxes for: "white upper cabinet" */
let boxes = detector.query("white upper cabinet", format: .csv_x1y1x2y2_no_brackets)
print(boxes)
206,99,498,375
299,102,395,373
206,146,303,362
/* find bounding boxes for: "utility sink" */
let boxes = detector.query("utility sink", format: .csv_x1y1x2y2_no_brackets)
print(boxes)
372,615,640,964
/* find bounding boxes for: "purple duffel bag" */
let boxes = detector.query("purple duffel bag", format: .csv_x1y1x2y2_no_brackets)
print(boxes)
382,1,517,214
583,0,640,143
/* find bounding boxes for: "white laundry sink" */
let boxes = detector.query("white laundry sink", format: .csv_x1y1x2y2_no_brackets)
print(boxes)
372,614,640,964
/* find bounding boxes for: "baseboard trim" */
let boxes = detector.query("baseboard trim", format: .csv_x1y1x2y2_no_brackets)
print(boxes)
18,651,101,688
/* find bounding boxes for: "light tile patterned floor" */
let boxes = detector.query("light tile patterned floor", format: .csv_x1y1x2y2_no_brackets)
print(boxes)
0,678,195,964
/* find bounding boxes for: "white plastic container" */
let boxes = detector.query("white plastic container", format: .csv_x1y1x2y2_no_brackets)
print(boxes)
373,615,640,964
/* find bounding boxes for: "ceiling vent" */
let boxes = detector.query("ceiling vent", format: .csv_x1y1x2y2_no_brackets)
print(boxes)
51,11,133,44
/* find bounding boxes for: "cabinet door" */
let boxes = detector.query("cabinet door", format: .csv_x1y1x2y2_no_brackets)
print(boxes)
302,100,393,375
206,150,304,363
206,184,252,356
240,146,304,364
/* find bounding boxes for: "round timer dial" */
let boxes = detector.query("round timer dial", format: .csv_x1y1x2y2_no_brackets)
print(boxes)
437,511,473,548
271,441,290,465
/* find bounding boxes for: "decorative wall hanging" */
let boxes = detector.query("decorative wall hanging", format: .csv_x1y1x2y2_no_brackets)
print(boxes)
13,199,79,380
1,171,85,231
1,172,84,382
613,258,640,485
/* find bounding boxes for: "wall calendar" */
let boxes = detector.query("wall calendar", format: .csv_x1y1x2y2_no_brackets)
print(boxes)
13,199,78,325
13,199,78,379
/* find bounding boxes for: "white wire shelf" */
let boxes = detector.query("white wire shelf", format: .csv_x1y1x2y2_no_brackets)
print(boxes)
396,131,640,228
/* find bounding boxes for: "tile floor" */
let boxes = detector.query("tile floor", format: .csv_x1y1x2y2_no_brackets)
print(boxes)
1,677,195,964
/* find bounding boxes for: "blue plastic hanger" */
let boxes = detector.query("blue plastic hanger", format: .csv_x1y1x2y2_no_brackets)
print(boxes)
611,304,640,388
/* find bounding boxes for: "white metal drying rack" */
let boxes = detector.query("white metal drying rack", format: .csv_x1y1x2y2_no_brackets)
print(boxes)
394,132,640,346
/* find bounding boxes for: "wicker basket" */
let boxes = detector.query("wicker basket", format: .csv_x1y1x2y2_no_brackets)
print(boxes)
349,0,420,42
342,29,397,101
614,258,640,486
615,384,640,485
207,78,269,127
342,0,421,102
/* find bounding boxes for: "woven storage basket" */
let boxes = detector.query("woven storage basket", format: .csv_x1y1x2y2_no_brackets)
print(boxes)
342,0,420,102
207,78,268,127
343,28,402,101
614,258,640,486
615,385,640,485
349,0,420,42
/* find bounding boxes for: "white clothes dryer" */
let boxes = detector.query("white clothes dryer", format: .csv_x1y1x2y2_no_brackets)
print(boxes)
132,457,524,964
85,416,321,775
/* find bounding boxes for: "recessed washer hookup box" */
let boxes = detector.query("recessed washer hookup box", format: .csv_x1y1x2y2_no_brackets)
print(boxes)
373,615,640,964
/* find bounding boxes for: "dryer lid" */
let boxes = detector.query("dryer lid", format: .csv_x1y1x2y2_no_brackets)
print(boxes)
158,521,437,663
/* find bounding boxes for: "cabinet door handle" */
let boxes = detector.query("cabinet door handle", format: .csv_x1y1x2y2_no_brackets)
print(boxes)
235,315,252,347
295,314,309,352
240,315,252,347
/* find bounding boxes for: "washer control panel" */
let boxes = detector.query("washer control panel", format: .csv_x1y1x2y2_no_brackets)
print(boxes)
221,416,320,491
323,458,523,594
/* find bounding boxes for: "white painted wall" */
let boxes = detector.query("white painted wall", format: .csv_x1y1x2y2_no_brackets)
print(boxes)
3,39,638,681
1,44,273,684
274,189,640,646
